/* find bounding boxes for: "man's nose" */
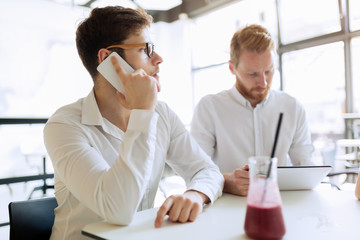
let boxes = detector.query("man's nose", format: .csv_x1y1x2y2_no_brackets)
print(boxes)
152,51,163,65
256,73,267,87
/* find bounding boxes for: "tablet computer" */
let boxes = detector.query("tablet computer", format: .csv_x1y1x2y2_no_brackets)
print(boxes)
277,165,332,190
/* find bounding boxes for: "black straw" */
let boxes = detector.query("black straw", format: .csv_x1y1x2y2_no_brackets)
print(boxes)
266,113,283,178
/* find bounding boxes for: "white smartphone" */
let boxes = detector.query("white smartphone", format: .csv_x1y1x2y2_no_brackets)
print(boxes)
97,52,134,94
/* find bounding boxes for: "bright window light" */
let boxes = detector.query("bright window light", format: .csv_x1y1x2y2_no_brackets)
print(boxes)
91,0,137,8
135,0,182,10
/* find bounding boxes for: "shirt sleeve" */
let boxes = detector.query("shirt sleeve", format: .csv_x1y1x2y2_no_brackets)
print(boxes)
190,96,217,159
164,104,224,204
44,109,158,225
288,101,315,165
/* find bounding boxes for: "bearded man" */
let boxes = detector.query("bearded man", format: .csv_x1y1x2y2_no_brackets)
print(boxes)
190,24,314,196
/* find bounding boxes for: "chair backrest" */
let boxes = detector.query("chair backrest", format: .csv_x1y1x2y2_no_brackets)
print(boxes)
8,197,58,240
320,146,336,171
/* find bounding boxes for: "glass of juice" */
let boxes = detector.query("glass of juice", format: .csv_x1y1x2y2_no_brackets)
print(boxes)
244,156,286,240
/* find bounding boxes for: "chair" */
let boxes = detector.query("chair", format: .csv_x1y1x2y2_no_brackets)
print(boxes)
321,146,360,189
8,197,57,240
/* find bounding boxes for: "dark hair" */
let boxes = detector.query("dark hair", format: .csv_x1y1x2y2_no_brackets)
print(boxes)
76,6,153,80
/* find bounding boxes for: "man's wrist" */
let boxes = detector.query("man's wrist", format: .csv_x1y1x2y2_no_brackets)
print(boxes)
222,173,232,193
185,190,210,205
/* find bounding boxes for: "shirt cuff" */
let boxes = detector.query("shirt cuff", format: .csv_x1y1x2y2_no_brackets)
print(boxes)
127,109,159,133
187,185,220,206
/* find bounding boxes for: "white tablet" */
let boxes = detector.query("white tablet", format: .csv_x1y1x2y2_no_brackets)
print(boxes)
277,166,332,190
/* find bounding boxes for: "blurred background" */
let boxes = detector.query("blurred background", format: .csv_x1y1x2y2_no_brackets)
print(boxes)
1,0,360,238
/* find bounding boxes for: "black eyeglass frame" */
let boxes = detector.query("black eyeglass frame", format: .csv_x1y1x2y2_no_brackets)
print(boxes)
105,42,154,58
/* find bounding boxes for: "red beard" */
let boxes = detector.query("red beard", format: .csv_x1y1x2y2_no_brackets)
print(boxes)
238,84,271,103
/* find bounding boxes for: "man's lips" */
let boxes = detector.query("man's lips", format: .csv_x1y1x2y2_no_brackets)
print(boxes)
153,72,161,92
254,88,266,93
153,73,159,80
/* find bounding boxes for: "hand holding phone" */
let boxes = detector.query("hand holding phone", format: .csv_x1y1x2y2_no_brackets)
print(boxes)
97,51,158,110
97,52,134,94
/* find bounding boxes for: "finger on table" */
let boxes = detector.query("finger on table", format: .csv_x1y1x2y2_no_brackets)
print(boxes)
154,196,174,228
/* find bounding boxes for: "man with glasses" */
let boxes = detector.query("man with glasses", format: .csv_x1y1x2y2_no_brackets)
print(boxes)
44,6,223,239
106,42,155,58
191,24,314,197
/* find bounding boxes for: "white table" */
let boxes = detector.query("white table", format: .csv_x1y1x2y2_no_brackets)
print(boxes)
82,188,360,240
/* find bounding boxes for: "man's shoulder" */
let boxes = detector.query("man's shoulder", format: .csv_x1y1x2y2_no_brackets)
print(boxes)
47,98,83,125
269,90,305,110
155,101,169,113
198,89,232,104
154,101,177,120
270,89,299,102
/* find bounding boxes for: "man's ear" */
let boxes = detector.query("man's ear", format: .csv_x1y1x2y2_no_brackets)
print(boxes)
97,49,112,64
228,60,235,75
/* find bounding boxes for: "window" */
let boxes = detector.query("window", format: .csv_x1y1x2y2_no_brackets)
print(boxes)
352,37,360,112
0,1,92,193
191,0,277,69
278,0,341,44
282,42,345,134
0,0,92,217
193,64,233,104
277,1,360,162
349,0,360,31
0,0,92,117
190,0,278,111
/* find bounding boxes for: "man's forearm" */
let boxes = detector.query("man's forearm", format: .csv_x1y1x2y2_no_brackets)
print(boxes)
222,173,234,194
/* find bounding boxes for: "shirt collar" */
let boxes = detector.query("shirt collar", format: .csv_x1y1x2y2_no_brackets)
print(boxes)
230,85,272,108
81,89,104,126
230,85,249,107
81,89,125,137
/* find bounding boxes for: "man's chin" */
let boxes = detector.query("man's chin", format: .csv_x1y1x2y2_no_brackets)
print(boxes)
252,92,269,102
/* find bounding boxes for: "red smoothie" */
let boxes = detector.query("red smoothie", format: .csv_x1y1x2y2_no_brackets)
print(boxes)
244,204,286,240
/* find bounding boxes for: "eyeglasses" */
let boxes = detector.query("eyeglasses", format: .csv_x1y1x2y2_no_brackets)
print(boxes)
105,42,154,58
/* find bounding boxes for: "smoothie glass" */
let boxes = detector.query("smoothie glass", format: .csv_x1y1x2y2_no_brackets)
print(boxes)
244,156,286,240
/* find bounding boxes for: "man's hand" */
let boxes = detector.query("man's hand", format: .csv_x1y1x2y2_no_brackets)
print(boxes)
111,56,158,110
223,165,250,196
154,190,209,228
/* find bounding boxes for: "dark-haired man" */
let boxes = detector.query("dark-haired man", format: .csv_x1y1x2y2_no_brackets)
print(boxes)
44,6,223,239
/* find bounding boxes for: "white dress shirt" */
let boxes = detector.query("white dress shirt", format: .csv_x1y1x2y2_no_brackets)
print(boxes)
191,85,314,173
44,90,224,240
